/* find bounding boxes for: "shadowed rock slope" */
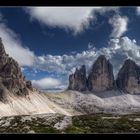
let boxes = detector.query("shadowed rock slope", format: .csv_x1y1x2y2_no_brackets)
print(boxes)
0,38,33,101
87,55,114,92
116,59,140,94
68,65,87,91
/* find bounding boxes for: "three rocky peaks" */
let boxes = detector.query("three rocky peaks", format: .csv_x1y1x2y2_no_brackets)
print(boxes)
0,38,33,101
0,35,140,99
68,55,140,94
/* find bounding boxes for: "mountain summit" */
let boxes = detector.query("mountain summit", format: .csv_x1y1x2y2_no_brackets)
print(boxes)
116,59,140,94
0,38,32,101
68,65,87,91
87,55,114,92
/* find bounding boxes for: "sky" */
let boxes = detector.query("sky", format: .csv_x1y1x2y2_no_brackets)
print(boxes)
1,7,140,91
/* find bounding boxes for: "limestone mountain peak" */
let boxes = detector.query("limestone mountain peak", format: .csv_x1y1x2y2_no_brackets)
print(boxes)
87,55,114,92
68,65,87,91
116,59,140,94
0,37,33,101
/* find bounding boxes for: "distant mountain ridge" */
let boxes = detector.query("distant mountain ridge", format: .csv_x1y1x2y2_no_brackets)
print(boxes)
68,55,140,94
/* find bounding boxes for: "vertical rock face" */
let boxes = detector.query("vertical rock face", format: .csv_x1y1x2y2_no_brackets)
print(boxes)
68,55,140,94
68,65,87,91
116,59,140,94
0,38,33,100
87,55,114,92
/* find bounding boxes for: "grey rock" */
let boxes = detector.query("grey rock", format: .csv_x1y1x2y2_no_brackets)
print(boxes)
116,59,140,94
26,81,33,91
0,38,33,100
68,65,87,91
87,55,114,92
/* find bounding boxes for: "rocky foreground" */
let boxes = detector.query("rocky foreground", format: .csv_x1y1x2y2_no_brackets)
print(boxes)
1,113,140,133
1,89,140,133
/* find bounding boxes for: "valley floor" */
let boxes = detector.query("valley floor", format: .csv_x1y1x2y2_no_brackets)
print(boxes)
1,113,140,133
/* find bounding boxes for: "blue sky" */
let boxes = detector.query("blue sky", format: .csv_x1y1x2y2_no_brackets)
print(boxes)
1,7,140,91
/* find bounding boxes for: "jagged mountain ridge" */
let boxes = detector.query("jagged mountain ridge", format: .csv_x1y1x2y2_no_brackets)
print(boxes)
68,55,140,94
87,55,115,92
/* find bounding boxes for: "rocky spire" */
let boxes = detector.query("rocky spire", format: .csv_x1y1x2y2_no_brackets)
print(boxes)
68,65,87,91
0,38,9,71
0,38,33,101
116,59,140,94
0,38,6,55
87,55,114,92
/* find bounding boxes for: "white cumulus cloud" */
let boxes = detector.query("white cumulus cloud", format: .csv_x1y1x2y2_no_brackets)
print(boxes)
34,36,140,79
0,17,35,66
31,77,62,90
25,7,118,34
109,14,128,38
136,7,140,15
